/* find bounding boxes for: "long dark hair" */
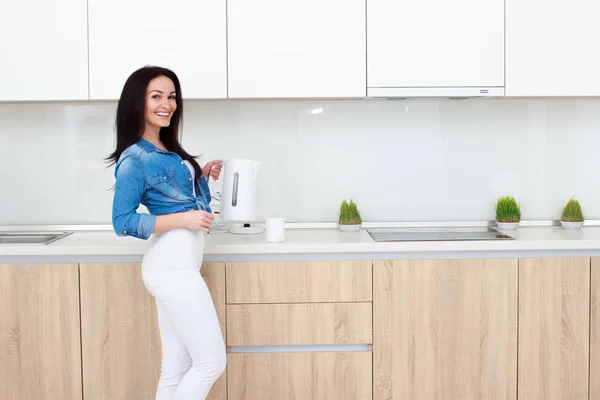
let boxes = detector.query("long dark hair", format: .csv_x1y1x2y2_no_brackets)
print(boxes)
105,65,202,179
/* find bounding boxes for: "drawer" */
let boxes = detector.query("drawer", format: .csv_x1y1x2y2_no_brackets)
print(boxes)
225,260,372,304
226,302,372,346
227,351,372,400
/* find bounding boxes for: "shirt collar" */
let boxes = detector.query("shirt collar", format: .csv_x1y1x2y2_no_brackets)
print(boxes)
137,137,167,153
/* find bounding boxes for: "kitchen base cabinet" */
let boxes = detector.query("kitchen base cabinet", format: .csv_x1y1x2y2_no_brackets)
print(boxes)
227,352,372,399
201,262,228,400
80,262,226,400
0,263,82,400
590,258,599,400
225,260,373,399
373,258,518,400
2,255,598,399
518,257,590,400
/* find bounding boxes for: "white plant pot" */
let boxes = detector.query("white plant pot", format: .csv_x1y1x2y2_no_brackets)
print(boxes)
338,224,361,232
560,220,584,229
496,221,520,230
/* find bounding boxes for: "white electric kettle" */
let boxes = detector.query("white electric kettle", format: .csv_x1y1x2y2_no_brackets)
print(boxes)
218,158,263,234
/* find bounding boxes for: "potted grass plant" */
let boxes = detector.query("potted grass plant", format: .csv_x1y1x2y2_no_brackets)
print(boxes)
495,195,521,230
560,198,584,229
338,200,362,232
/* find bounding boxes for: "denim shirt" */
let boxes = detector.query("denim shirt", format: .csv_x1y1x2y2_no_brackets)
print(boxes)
112,138,212,240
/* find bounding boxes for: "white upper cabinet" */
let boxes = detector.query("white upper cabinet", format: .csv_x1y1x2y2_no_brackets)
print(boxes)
367,0,505,97
88,0,227,100
227,0,366,98
1,0,88,101
506,0,600,96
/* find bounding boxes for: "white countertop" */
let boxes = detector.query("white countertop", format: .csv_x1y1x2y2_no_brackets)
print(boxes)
2,225,600,258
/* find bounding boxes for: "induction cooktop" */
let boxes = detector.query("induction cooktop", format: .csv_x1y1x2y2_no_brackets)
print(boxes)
366,226,514,242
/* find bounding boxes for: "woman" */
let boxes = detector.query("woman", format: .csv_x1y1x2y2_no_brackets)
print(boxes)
107,65,226,399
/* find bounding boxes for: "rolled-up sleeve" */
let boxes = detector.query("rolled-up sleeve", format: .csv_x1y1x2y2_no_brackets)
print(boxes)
112,156,156,239
195,174,213,213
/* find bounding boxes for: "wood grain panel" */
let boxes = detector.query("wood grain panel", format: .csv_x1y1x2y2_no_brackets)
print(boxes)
80,263,161,400
201,262,228,400
592,257,600,400
228,351,372,399
0,263,82,400
374,258,518,400
227,302,372,345
80,262,227,400
518,257,590,400
226,260,372,304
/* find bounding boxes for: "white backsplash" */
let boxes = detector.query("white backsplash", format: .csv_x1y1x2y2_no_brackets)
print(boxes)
1,98,599,225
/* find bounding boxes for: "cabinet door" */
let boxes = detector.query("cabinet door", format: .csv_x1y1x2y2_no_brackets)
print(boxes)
226,302,372,346
226,260,372,304
1,0,88,101
80,263,226,400
518,257,589,400
228,352,372,400
373,258,518,400
506,0,600,96
589,257,599,400
0,263,82,400
88,0,227,100
227,0,366,98
200,262,227,400
367,0,504,97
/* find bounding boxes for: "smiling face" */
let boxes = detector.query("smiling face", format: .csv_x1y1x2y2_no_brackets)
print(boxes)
143,75,177,135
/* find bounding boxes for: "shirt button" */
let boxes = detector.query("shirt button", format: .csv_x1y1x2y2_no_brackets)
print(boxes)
164,176,167,179
123,230,126,233
189,178,192,181
180,161,184,164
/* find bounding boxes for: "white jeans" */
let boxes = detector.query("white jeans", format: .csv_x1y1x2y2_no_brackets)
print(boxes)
142,229,226,400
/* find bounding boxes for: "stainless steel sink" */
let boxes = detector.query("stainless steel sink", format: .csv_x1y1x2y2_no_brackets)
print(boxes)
0,231,73,245
367,226,514,242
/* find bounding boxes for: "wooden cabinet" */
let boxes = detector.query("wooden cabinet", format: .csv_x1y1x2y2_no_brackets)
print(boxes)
506,0,600,96
228,352,372,400
518,257,590,400
226,260,372,303
227,302,372,346
373,258,518,400
367,0,505,97
226,260,373,399
0,263,82,400
592,258,600,400
79,263,160,400
79,262,226,400
227,0,366,98
88,0,227,100
3,255,597,399
1,0,88,101
201,262,228,400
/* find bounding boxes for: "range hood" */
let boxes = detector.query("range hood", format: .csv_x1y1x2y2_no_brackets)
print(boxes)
367,86,505,98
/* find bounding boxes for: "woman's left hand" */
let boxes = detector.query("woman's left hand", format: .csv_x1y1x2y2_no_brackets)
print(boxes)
203,160,223,181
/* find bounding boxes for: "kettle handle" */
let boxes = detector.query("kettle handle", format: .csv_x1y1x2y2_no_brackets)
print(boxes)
207,162,224,201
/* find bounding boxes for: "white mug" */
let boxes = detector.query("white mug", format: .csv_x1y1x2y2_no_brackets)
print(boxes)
265,218,285,242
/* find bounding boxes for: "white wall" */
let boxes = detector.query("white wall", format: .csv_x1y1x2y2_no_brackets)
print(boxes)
1,98,599,225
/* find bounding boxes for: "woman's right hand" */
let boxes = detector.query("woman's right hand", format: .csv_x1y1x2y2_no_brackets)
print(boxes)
180,210,215,232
